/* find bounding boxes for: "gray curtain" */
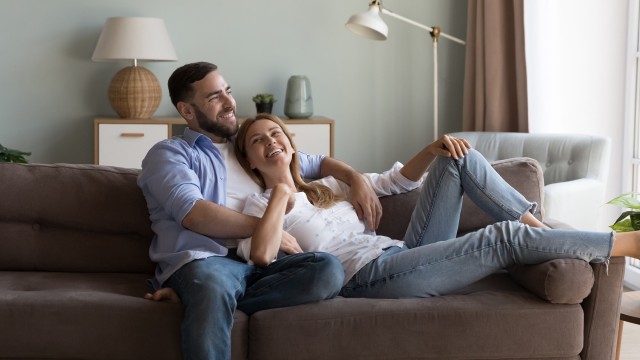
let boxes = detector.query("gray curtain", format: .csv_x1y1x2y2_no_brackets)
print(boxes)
462,0,528,132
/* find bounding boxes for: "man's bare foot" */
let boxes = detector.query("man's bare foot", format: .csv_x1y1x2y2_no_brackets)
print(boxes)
144,287,181,303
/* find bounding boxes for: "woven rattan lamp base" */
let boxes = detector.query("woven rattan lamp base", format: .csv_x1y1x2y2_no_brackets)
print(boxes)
108,65,161,119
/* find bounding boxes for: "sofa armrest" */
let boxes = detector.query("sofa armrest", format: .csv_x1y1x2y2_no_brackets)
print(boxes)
580,256,625,360
544,178,605,231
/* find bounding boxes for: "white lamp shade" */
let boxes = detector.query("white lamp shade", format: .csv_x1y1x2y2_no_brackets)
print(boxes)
92,17,177,62
345,5,388,41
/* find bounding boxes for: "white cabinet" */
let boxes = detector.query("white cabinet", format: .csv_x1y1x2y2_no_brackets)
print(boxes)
95,117,334,168
284,120,334,157
94,118,185,168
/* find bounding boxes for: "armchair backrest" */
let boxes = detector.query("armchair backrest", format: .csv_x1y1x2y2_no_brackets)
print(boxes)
449,132,611,186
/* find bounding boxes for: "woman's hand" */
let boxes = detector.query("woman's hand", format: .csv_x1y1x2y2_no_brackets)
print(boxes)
428,135,471,159
285,190,296,214
271,185,301,253
400,135,473,182
279,230,303,254
250,183,296,266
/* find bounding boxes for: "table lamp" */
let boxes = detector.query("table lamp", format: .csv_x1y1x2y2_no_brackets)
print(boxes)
92,17,177,119
346,0,465,140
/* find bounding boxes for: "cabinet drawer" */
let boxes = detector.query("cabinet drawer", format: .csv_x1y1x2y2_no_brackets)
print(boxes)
97,123,169,168
286,123,332,157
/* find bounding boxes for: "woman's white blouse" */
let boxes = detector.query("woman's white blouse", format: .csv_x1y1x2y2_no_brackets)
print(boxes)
237,162,422,284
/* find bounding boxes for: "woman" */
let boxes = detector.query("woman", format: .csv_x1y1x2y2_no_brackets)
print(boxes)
234,113,640,298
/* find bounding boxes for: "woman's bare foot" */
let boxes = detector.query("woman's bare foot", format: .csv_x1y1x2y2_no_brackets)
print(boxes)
611,231,640,259
521,212,549,229
144,287,181,303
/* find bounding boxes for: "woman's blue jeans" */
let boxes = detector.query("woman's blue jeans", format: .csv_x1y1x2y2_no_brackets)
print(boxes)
340,148,614,298
166,251,344,360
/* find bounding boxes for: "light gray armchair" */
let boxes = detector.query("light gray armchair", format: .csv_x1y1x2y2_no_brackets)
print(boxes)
450,131,611,230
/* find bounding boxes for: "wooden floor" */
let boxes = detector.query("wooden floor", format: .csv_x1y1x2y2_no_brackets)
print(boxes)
620,321,640,359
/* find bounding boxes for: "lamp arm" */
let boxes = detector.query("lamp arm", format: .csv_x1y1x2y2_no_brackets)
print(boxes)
380,8,466,45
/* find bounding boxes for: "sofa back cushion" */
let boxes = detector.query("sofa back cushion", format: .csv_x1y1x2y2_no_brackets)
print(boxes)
378,157,545,239
0,163,155,273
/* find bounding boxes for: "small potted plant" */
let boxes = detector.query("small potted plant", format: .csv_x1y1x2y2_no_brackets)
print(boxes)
252,93,276,114
0,144,31,163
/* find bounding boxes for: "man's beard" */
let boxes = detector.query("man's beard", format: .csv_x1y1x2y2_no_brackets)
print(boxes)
194,106,238,139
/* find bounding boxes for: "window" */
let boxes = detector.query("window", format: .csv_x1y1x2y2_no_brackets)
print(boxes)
624,0,640,290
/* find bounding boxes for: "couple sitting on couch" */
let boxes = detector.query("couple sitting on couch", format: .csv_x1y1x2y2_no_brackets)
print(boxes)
138,61,640,360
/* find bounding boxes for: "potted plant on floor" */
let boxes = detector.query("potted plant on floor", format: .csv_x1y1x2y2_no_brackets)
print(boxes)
607,193,640,231
0,144,31,163
252,93,276,114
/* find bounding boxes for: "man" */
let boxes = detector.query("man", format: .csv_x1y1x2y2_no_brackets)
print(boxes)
137,61,382,360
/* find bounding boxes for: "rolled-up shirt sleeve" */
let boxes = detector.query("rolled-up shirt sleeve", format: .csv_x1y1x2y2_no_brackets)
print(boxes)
297,150,325,180
138,141,205,224
363,162,422,196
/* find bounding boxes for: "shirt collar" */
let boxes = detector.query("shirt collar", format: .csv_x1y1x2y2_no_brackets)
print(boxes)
182,127,237,147
183,127,205,147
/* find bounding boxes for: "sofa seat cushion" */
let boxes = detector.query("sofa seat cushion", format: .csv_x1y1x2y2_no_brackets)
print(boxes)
0,271,248,360
249,273,584,360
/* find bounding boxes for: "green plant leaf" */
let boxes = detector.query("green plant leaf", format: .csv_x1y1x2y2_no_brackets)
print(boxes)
0,144,31,163
607,192,640,210
252,93,276,104
612,210,640,225
610,218,636,232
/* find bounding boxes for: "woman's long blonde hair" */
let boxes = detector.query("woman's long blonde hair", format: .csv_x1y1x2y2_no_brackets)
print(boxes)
234,113,340,208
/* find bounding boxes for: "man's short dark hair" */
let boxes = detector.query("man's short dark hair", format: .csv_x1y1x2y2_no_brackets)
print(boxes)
168,62,218,107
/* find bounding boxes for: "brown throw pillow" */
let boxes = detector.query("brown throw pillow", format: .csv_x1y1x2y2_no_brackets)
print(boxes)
508,259,594,304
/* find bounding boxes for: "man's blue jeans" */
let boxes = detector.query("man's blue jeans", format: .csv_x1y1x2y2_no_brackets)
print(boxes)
166,251,344,360
340,148,614,298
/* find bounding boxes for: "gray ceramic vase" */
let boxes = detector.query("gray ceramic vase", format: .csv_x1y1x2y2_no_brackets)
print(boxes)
284,75,313,119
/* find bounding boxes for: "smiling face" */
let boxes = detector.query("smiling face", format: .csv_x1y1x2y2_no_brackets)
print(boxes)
177,70,237,142
244,119,295,174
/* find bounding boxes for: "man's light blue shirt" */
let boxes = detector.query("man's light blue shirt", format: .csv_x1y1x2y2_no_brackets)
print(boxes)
137,127,325,289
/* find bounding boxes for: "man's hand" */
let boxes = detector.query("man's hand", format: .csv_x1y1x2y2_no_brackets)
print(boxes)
319,156,382,231
349,174,382,231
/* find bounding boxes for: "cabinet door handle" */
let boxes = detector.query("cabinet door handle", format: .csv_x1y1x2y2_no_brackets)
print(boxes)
120,133,145,137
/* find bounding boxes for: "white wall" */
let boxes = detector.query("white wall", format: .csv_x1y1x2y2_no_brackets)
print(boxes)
525,0,628,230
0,0,467,174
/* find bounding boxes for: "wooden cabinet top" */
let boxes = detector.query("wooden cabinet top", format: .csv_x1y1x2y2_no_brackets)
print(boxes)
95,116,334,125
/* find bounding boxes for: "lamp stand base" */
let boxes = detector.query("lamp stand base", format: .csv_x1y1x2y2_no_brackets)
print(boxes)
108,65,161,119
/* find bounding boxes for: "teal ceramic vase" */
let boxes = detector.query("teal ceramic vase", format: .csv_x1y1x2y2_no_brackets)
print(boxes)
284,75,313,119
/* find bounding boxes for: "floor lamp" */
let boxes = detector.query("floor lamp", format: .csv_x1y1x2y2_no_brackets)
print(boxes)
346,0,465,140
